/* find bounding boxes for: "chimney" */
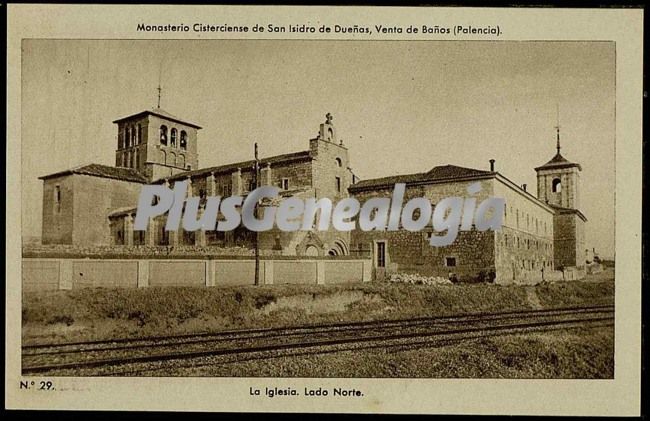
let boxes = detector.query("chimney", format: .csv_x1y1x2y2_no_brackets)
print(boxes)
489,159,495,172
522,184,527,191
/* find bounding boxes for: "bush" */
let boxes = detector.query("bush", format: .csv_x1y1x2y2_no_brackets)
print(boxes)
388,273,453,286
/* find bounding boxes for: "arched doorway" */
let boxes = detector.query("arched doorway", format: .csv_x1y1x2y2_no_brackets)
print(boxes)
328,239,349,256
305,245,319,256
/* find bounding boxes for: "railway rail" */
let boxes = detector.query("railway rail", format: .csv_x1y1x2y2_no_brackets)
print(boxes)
22,304,614,375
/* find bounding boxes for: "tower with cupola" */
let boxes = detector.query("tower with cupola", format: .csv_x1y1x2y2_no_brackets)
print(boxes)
535,123,587,270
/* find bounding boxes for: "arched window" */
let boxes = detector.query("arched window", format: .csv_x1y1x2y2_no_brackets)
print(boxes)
170,152,176,167
178,154,185,168
180,131,187,149
170,128,177,147
160,150,166,165
327,127,334,141
552,178,562,193
335,157,342,167
160,125,168,145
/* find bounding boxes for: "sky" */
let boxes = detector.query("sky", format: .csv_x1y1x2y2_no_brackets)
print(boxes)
21,40,615,257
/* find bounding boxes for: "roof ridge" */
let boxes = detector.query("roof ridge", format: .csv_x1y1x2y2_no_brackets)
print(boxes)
112,108,202,129
158,149,313,182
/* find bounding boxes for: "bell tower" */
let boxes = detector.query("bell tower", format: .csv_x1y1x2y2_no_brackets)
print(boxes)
113,107,201,181
535,120,581,209
534,118,587,270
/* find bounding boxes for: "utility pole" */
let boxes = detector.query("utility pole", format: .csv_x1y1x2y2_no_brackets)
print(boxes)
253,142,260,286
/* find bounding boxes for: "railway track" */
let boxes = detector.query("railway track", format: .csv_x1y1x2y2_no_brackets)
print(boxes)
22,305,614,375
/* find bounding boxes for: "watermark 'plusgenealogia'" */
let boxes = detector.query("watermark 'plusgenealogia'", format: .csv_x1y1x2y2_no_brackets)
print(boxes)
134,181,505,247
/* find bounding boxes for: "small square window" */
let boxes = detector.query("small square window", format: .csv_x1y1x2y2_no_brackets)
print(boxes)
445,257,457,267
280,178,290,190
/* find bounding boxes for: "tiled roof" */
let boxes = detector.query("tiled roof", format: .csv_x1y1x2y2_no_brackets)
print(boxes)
349,164,494,191
535,152,581,171
158,150,313,182
39,163,148,183
112,107,202,129
108,206,138,218
548,203,588,221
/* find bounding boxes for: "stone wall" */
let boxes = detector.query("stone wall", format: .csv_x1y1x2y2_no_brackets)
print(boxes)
42,175,75,245
554,212,586,269
23,244,271,259
348,175,562,284
42,174,143,246
494,226,555,284
536,166,580,209
350,179,498,282
22,257,372,291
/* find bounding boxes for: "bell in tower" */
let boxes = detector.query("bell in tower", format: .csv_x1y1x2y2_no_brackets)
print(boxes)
318,112,338,143
534,117,588,271
534,120,582,209
112,107,201,181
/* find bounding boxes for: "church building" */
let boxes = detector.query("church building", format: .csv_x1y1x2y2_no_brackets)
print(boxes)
40,108,353,257
39,105,588,283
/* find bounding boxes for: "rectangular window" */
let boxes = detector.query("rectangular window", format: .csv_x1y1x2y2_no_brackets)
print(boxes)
335,176,342,193
445,257,457,267
183,230,195,246
281,178,290,190
248,180,256,192
376,242,386,268
159,228,169,246
222,184,232,197
54,185,61,214
133,231,145,246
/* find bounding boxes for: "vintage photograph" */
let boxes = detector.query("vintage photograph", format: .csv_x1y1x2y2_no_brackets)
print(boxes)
20,39,615,379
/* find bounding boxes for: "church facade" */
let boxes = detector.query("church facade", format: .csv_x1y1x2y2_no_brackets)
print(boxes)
40,108,353,257
39,107,587,282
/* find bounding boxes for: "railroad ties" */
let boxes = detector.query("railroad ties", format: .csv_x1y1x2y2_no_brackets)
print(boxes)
22,305,614,376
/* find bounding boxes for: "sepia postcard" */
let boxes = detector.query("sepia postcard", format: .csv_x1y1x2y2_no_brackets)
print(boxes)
5,4,643,416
